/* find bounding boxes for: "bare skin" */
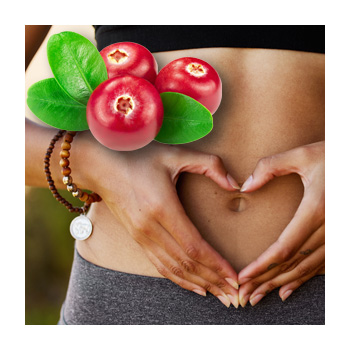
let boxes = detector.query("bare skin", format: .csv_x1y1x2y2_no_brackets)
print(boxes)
26,25,324,308
79,47,324,271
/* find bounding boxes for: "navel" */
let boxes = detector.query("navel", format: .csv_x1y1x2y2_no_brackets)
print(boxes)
228,196,247,212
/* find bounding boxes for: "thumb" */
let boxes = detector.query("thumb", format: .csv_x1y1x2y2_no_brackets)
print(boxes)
174,151,240,192
241,150,300,193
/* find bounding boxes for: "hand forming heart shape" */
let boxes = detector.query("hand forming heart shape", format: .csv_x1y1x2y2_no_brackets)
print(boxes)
237,141,325,307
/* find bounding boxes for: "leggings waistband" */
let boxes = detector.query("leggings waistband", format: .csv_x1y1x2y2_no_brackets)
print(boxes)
59,249,325,325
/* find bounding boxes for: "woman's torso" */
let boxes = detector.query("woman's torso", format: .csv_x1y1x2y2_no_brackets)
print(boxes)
78,46,325,274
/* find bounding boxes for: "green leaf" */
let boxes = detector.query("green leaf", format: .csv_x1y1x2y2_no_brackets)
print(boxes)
155,92,213,144
47,31,108,105
27,78,89,131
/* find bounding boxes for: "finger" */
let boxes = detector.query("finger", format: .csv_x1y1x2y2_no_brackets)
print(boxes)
317,266,325,274
279,264,325,302
173,150,240,191
142,219,239,300
238,195,324,284
238,225,324,306
132,216,238,306
158,188,239,288
279,268,325,302
143,248,207,296
240,147,303,193
144,244,235,308
248,245,324,306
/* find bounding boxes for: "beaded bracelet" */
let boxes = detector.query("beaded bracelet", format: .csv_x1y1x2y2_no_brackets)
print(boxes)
44,129,101,240
59,131,102,207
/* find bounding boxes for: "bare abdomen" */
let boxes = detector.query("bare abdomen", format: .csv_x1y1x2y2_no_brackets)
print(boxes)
79,47,325,275
175,48,325,271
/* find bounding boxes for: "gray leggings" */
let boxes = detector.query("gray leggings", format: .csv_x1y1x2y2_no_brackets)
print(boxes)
58,249,325,325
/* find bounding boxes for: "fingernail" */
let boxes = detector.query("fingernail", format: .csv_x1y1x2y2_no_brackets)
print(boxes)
218,294,231,308
227,174,241,190
225,277,239,290
228,294,239,309
193,289,207,297
238,277,251,285
240,175,253,192
250,294,264,307
281,289,293,302
240,294,251,308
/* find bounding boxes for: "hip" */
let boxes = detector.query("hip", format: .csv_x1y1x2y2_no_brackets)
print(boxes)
59,249,325,325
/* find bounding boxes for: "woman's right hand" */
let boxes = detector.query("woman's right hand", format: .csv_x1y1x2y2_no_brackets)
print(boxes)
81,134,240,308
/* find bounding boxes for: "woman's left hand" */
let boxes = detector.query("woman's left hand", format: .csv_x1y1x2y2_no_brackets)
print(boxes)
237,141,325,307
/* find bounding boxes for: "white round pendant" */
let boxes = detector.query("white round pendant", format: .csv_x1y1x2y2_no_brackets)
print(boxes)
70,215,93,240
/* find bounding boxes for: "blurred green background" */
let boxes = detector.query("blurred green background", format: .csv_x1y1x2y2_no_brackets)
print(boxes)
25,186,82,325
25,25,89,325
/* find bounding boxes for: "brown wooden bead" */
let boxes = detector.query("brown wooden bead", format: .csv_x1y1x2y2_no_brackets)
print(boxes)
61,141,71,150
85,195,94,205
61,167,71,176
67,183,77,192
59,158,70,168
60,150,70,158
62,176,72,185
91,192,102,202
44,129,102,219
64,133,74,143
79,192,89,202
72,189,82,198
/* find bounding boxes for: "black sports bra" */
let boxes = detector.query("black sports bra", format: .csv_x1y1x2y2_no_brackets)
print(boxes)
93,25,325,54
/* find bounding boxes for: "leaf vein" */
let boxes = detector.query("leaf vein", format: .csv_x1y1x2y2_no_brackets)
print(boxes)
65,37,93,94
163,116,210,123
28,97,86,109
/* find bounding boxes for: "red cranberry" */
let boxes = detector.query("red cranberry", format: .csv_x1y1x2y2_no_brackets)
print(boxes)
87,75,163,151
155,57,222,114
100,42,158,84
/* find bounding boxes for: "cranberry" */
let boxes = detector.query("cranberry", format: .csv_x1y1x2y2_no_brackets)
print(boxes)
86,75,163,151
100,42,158,84
155,57,222,114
